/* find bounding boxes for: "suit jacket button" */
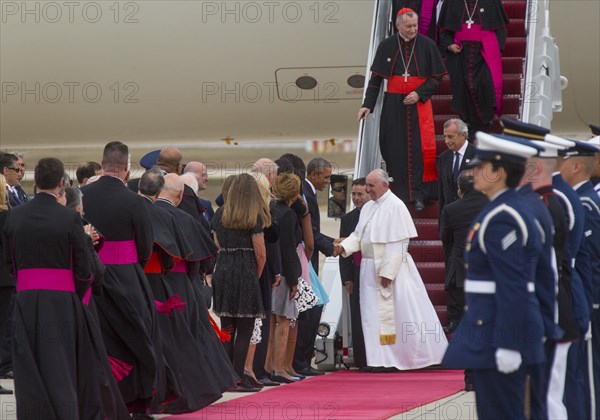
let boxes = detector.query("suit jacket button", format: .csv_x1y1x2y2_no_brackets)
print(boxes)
476,320,483,326
464,305,468,311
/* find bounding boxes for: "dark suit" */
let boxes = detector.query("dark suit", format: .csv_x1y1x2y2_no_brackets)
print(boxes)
293,180,334,372
6,185,28,209
440,189,488,322
339,207,367,368
437,143,476,220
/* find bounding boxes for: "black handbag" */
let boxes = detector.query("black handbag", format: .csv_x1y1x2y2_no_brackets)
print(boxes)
198,275,213,309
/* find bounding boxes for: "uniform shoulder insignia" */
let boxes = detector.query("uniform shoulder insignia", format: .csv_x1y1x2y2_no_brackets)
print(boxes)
553,189,575,230
479,204,528,254
580,196,600,217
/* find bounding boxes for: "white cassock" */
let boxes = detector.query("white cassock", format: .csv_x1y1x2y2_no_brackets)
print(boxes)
341,190,447,369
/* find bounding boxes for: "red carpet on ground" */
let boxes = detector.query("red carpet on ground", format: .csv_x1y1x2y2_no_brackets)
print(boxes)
166,369,463,419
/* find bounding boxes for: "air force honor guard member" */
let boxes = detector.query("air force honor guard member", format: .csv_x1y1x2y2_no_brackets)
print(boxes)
559,137,600,420
442,132,545,420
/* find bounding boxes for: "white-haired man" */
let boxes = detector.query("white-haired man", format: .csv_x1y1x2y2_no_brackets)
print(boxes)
335,169,447,370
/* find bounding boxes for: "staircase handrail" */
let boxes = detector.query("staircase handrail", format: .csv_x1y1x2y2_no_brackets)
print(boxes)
353,0,393,179
521,0,567,128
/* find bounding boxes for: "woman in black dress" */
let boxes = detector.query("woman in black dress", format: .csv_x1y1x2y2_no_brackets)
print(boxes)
212,173,271,391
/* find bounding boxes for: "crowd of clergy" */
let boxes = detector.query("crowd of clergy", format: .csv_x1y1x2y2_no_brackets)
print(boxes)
0,144,350,419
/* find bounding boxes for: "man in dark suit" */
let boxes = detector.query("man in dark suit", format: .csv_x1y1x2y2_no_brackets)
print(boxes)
0,153,28,209
440,170,488,338
294,157,335,376
437,119,476,220
339,177,370,369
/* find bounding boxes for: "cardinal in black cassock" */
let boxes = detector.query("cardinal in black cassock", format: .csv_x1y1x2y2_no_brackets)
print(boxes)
438,0,509,132
361,8,446,204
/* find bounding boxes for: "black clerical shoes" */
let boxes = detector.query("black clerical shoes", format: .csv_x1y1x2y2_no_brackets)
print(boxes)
298,367,325,376
0,385,13,395
0,371,13,379
414,200,426,212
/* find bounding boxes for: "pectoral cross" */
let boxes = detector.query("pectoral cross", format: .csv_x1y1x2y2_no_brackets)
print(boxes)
402,71,410,82
466,18,474,29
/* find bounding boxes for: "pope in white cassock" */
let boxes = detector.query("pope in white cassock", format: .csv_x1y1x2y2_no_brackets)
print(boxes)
335,169,447,369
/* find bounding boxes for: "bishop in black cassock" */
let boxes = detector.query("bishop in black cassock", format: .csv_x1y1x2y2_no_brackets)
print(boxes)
438,0,509,132
360,8,446,204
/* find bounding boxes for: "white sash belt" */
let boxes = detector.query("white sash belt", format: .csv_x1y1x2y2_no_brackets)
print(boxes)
465,280,535,294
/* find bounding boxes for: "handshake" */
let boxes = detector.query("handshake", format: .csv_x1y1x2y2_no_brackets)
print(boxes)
332,238,346,257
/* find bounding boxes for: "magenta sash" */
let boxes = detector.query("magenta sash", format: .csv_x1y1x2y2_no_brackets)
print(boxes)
98,240,138,265
419,0,436,37
17,268,75,292
455,24,503,116
171,260,187,273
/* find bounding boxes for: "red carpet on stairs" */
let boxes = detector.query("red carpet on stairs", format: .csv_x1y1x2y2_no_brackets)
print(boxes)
166,370,464,420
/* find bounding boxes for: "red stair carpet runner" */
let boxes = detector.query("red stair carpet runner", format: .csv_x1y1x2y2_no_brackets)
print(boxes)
165,370,463,419
416,0,528,325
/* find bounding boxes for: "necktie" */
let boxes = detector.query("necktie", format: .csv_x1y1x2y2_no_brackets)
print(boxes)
452,152,460,186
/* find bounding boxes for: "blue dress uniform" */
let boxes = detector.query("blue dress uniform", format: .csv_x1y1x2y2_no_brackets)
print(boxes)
565,139,600,419
443,132,544,420
545,135,597,419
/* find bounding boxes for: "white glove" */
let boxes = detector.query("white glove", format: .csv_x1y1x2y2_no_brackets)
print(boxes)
495,348,522,374
585,321,592,341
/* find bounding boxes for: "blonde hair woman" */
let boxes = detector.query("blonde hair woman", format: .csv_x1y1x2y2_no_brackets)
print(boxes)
264,173,305,383
212,173,270,392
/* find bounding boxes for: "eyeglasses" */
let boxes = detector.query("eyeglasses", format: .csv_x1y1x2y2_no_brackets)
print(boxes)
332,186,346,192
4,167,19,172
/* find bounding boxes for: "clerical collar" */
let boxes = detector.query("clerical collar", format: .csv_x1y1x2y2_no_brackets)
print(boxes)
102,174,126,184
156,197,174,206
36,191,58,198
398,33,413,43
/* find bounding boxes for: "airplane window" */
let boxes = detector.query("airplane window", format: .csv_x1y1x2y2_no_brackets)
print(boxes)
347,75,365,89
296,76,318,90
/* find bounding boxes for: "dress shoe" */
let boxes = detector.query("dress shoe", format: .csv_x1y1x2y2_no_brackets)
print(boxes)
443,320,458,334
370,366,399,373
287,370,305,379
298,367,325,376
244,374,264,389
464,382,475,392
359,366,374,372
0,371,13,380
257,376,280,386
0,386,13,395
231,378,261,392
414,199,425,212
131,413,154,420
270,373,294,384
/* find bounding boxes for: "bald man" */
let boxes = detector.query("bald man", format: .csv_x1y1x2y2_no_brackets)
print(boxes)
184,161,214,223
252,158,278,187
154,175,237,395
